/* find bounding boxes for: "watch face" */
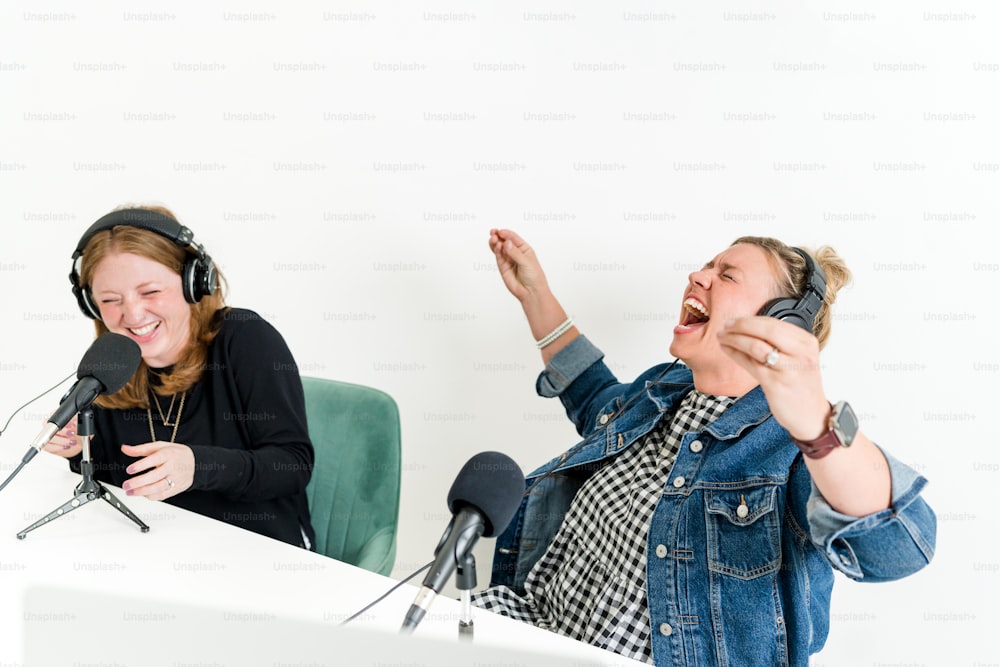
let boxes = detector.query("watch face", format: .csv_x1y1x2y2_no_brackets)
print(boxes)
833,401,859,446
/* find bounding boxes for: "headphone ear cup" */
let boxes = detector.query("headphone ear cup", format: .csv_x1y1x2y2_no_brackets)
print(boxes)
181,258,199,304
76,286,102,320
757,248,825,333
758,297,792,319
181,257,218,303
758,297,810,331
198,261,218,300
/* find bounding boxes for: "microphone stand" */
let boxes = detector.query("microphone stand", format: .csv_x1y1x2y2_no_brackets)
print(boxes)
17,408,149,539
456,552,476,641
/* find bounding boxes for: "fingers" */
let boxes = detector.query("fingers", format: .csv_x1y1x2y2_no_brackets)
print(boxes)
717,317,823,388
716,318,766,369
488,228,503,254
121,448,166,496
497,232,543,281
489,229,539,302
718,316,830,439
718,328,781,370
41,440,83,458
120,442,164,457
41,421,82,458
718,317,816,361
489,229,534,262
123,471,178,501
491,228,527,246
121,443,194,500
124,450,166,475
122,466,166,493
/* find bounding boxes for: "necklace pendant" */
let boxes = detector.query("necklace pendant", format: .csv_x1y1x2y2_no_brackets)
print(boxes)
148,390,187,444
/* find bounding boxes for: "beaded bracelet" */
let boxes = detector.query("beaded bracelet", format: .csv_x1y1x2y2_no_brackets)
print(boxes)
536,317,574,349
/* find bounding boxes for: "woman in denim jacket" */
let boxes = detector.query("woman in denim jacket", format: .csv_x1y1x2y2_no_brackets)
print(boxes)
473,229,936,667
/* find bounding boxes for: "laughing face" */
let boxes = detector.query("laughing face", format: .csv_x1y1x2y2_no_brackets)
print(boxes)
669,243,781,375
90,252,192,369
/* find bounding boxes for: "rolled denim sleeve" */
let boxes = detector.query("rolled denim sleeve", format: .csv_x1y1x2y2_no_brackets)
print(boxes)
807,446,936,582
535,335,605,397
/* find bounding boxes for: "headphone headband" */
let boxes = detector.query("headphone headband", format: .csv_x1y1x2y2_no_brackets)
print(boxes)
70,208,217,319
72,209,206,262
794,247,827,307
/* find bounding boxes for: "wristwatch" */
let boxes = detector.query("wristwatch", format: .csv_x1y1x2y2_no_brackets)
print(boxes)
790,401,859,459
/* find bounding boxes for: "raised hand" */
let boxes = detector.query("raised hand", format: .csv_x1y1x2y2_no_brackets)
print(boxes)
488,229,578,362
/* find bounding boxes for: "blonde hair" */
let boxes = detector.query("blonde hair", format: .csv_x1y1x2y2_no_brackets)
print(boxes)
77,205,228,409
731,236,851,350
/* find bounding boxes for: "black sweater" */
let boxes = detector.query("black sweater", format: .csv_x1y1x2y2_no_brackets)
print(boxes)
73,308,315,548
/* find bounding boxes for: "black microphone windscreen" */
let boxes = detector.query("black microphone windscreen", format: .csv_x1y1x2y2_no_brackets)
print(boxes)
78,332,142,394
446,451,525,538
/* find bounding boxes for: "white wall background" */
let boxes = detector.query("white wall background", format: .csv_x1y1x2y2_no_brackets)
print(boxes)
1,2,996,665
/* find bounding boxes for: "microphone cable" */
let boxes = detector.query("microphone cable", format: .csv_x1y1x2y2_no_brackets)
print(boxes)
338,560,434,626
0,371,75,439
0,372,76,494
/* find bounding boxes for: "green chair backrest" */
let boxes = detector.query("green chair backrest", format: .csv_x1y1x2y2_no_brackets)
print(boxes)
301,376,401,576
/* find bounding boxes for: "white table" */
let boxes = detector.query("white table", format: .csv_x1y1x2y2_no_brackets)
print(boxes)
1,453,643,666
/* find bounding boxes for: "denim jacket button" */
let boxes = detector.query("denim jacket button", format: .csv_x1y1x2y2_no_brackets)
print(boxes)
599,414,610,425
672,476,686,488
689,439,703,453
659,623,673,636
655,544,668,558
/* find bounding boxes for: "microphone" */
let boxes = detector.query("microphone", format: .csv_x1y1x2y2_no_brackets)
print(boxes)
24,332,141,458
400,451,524,633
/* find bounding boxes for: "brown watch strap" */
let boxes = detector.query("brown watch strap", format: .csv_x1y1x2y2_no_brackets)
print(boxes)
789,404,840,459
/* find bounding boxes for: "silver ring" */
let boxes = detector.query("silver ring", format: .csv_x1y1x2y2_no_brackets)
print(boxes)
166,477,175,488
764,347,780,367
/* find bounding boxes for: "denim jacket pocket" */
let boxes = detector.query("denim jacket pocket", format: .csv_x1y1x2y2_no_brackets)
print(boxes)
705,485,782,580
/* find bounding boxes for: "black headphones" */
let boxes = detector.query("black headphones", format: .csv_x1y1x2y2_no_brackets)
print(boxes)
70,208,218,320
757,247,827,332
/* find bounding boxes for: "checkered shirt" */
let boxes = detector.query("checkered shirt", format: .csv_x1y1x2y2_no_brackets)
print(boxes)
473,389,733,664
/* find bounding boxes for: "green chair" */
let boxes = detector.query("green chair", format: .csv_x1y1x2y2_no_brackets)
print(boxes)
301,376,401,576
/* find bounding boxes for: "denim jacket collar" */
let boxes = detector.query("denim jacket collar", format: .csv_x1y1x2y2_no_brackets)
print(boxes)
645,379,772,441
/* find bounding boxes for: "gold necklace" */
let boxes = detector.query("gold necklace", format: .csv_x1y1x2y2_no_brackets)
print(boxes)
151,391,181,427
147,391,186,443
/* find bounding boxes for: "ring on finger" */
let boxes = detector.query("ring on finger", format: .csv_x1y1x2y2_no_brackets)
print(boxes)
764,347,780,368
166,477,175,488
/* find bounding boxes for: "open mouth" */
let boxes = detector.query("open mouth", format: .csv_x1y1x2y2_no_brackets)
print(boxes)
681,298,710,327
128,322,160,337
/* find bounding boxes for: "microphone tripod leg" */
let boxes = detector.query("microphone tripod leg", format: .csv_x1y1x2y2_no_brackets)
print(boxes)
17,488,99,539
17,479,150,539
17,416,149,539
98,484,150,533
